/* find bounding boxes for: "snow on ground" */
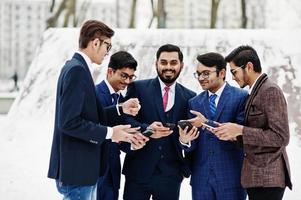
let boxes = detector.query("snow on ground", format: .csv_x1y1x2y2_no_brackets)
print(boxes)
1,28,301,199
0,117,300,199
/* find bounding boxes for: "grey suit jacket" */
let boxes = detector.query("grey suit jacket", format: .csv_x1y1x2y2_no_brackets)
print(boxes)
241,73,292,189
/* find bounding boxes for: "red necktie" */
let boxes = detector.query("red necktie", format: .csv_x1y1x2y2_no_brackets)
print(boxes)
163,86,170,112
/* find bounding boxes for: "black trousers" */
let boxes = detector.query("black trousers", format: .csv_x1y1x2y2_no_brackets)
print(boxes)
123,174,182,200
247,187,285,200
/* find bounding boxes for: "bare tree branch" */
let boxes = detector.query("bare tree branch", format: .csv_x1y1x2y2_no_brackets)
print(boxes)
129,0,138,28
50,0,56,12
210,0,220,28
148,0,156,28
241,0,247,28
157,0,166,28
46,0,68,28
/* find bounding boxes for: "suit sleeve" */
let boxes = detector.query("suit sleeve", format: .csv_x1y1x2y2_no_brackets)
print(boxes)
181,99,198,152
242,87,290,147
235,92,248,125
58,66,107,145
124,83,149,131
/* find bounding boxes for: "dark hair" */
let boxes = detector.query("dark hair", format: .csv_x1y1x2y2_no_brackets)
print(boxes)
108,51,137,70
197,52,226,71
156,44,183,62
225,45,262,73
79,20,114,49
196,52,226,80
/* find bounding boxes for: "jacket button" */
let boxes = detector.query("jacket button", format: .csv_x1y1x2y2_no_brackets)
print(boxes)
161,155,164,159
244,153,247,157
158,146,162,150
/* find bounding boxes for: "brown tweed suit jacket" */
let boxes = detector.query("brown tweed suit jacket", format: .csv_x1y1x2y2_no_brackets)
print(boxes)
241,73,292,189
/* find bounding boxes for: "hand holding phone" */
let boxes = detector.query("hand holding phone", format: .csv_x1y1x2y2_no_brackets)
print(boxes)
177,120,193,132
142,129,154,137
201,122,216,131
163,122,176,130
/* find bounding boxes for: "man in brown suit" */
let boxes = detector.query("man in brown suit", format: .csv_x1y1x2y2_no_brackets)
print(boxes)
213,45,292,200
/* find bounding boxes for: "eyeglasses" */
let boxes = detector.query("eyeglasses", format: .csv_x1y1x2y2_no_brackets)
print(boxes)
113,70,137,81
193,71,217,79
103,41,112,52
230,64,245,76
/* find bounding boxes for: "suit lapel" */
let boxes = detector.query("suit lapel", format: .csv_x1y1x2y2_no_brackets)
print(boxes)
202,91,211,120
73,53,106,122
152,78,166,122
244,73,268,123
172,84,185,123
99,81,114,106
73,53,94,85
215,83,231,120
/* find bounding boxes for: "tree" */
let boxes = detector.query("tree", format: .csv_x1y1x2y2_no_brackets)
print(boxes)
148,0,166,28
129,0,138,28
210,0,222,28
241,0,247,28
47,0,89,28
157,0,166,28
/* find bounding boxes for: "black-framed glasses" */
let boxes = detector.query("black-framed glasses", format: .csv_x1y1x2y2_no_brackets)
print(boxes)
113,70,137,81
103,41,112,52
193,70,217,79
230,64,245,76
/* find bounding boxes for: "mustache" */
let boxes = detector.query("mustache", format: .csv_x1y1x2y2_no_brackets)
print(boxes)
162,69,176,73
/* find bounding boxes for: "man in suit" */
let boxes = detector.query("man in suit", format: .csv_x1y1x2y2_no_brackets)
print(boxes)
95,51,139,200
47,20,146,200
122,44,196,200
214,45,292,200
178,52,248,200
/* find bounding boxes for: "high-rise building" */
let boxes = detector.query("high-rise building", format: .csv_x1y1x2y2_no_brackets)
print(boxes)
0,0,49,79
0,0,126,80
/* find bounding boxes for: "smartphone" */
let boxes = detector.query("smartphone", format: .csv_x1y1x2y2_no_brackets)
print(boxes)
163,122,176,130
142,129,154,137
201,123,215,130
177,120,193,132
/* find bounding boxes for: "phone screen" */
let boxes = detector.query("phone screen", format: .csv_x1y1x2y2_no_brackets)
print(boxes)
142,129,154,137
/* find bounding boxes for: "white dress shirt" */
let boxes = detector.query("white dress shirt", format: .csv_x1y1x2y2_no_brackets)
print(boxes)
158,77,176,112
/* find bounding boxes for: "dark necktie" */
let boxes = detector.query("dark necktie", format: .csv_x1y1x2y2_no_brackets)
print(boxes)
209,94,217,119
111,93,119,105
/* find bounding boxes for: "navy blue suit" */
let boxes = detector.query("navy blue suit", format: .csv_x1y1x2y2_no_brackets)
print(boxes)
122,77,196,200
48,53,120,186
185,83,248,200
95,80,124,200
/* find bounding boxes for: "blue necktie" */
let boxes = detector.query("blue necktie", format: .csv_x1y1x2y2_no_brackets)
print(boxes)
111,93,119,105
209,94,217,119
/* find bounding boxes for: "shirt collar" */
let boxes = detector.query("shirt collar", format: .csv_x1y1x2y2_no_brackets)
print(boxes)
248,73,263,95
104,79,121,95
158,77,176,94
208,82,226,98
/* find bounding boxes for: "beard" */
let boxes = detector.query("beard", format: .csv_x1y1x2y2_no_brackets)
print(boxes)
157,69,181,84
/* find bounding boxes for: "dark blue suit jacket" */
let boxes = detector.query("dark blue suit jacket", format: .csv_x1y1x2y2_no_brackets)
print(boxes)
47,53,120,186
185,83,248,190
122,78,196,180
95,80,124,190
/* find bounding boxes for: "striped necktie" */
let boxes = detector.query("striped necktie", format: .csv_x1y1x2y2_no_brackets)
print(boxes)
209,94,217,119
